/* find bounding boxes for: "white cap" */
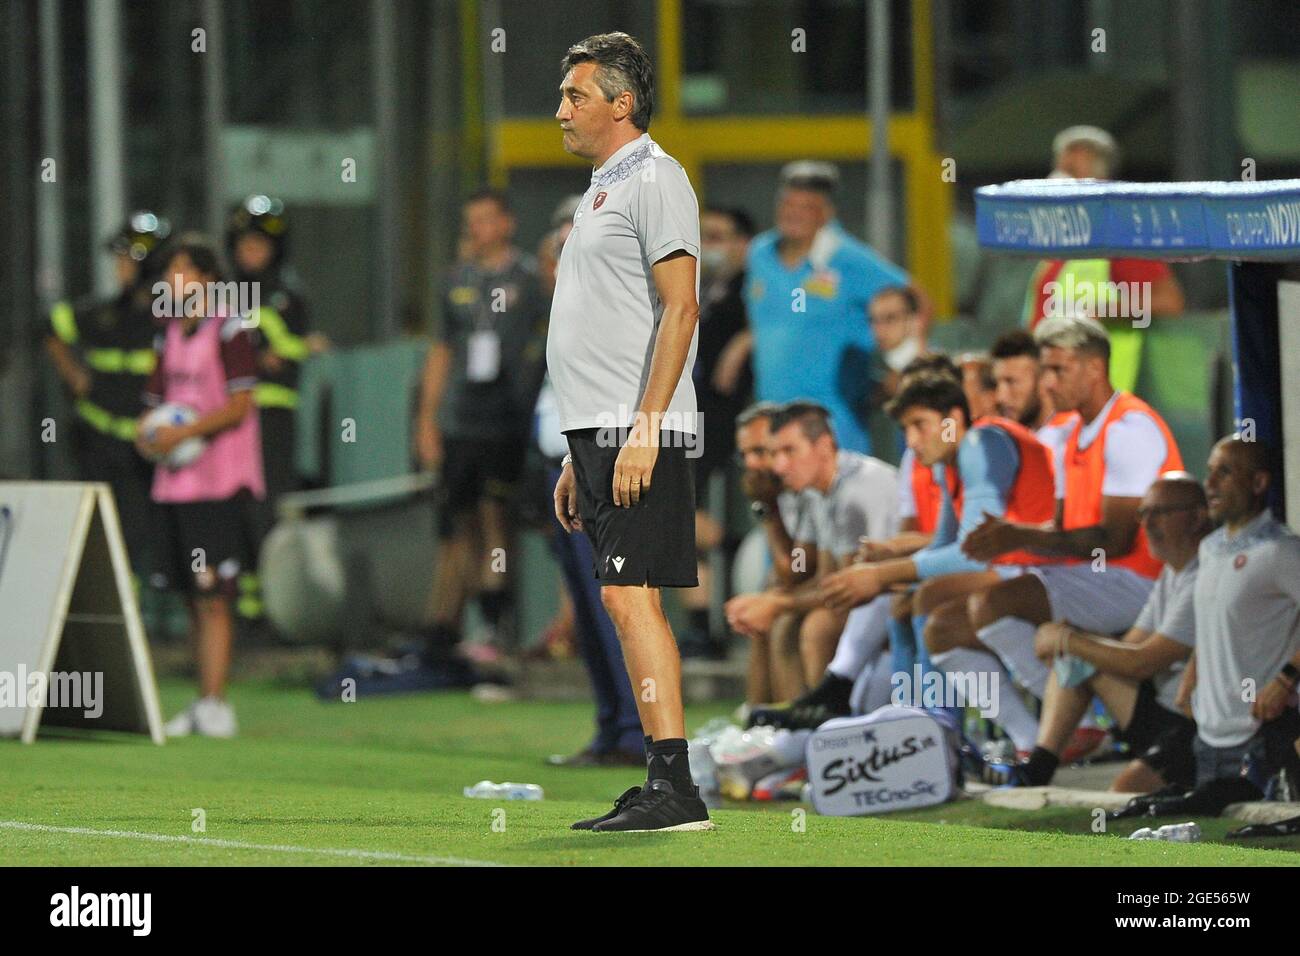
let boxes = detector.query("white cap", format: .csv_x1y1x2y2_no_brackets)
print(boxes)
1052,125,1119,177
779,160,840,193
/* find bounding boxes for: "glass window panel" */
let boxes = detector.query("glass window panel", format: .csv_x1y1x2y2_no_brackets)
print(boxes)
498,2,658,118
682,0,913,115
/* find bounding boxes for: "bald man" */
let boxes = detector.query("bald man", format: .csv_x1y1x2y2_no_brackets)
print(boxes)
1183,436,1300,791
990,474,1210,792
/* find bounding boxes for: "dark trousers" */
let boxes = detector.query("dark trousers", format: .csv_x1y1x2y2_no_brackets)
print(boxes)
546,465,643,755
73,423,157,575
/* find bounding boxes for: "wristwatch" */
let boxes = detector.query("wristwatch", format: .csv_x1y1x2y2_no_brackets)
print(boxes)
750,500,770,519
1281,662,1300,687
561,453,573,468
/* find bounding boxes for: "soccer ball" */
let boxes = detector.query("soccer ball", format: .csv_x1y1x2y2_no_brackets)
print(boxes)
140,402,206,469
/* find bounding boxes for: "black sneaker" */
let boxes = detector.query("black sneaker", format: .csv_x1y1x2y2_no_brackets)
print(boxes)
570,786,642,831
783,700,849,730
589,779,716,833
1228,814,1300,839
748,700,848,731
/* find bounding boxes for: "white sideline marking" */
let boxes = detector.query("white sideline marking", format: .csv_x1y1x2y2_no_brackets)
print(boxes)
0,820,505,867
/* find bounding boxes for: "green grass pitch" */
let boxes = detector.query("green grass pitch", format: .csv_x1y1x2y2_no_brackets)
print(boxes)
3,679,1298,866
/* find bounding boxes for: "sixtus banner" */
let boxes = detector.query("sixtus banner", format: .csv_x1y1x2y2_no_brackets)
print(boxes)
804,707,961,817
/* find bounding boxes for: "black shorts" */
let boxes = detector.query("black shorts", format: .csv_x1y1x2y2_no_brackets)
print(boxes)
438,436,526,536
1116,679,1197,788
566,427,698,588
150,491,254,598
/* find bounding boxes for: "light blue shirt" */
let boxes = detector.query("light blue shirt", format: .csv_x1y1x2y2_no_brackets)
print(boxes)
744,222,907,454
913,426,1020,579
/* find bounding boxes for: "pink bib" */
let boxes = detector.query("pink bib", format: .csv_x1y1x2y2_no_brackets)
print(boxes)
151,316,266,503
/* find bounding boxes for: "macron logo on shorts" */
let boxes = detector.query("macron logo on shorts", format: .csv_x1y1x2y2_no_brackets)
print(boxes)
611,555,626,572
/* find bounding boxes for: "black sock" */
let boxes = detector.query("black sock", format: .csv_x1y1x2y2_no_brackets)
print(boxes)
803,671,853,711
646,738,694,792
479,589,509,628
1022,746,1059,786
424,623,461,659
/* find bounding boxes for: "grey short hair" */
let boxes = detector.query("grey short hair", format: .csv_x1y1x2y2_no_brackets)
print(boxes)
1033,314,1111,362
780,160,839,199
736,401,781,429
561,33,654,131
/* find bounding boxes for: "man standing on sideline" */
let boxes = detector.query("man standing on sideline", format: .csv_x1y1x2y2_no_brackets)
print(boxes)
535,216,644,768
548,32,713,832
678,206,756,659
44,212,170,577
1023,126,1184,392
745,162,912,455
414,188,549,668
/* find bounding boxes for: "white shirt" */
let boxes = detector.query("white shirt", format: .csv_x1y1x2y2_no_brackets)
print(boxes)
1192,510,1300,747
1035,412,1077,500
777,489,817,543
897,447,918,520
532,377,568,460
1075,391,1168,498
809,450,899,559
546,133,701,435
1132,558,1198,713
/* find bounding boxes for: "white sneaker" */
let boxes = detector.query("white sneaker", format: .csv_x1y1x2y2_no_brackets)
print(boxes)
164,701,198,737
192,697,238,738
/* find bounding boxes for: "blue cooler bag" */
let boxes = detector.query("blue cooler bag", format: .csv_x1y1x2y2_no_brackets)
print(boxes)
805,705,961,816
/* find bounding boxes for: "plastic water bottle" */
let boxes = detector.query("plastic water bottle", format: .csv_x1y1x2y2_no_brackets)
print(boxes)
1127,827,1156,840
1154,822,1201,843
689,737,722,808
462,780,544,800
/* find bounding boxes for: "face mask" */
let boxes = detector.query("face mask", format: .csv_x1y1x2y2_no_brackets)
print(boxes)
1053,654,1097,688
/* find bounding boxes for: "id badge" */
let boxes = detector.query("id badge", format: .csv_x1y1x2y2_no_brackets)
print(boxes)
466,329,501,382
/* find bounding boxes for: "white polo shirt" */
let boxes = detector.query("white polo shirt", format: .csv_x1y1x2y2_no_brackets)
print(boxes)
1131,557,1198,712
809,450,899,560
777,488,817,543
1192,510,1300,747
546,132,701,436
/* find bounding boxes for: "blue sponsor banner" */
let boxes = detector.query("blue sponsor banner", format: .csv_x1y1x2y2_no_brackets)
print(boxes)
976,179,1300,261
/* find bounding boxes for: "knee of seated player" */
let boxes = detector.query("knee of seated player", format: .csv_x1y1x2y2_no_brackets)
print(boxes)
890,590,914,621
971,575,1049,631
913,578,949,617
770,611,803,652
799,606,847,642
966,585,1002,632
923,605,961,655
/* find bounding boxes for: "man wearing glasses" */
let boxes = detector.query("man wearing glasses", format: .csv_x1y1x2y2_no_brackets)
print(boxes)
990,474,1210,792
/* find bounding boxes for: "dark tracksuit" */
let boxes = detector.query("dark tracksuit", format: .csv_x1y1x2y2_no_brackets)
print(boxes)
47,291,159,573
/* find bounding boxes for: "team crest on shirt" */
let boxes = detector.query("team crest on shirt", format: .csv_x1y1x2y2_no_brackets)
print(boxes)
593,191,608,210
804,268,840,298
1234,553,1248,570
